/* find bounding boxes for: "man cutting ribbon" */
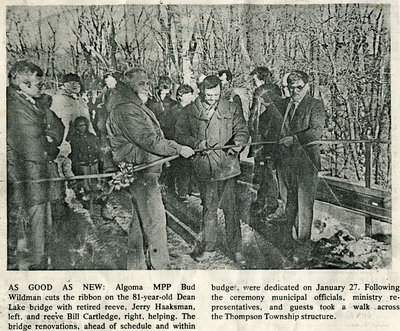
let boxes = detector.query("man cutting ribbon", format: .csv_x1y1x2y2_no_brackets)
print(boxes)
277,71,326,246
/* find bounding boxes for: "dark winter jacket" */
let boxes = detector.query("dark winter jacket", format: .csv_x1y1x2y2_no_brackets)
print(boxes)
104,82,132,114
68,117,100,166
278,94,325,170
35,93,65,160
221,85,243,111
162,103,185,140
247,83,282,160
7,87,63,207
146,95,177,132
175,97,249,181
93,82,132,138
106,84,182,173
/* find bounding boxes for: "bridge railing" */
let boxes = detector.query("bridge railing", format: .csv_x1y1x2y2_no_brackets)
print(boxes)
240,139,391,237
317,140,390,237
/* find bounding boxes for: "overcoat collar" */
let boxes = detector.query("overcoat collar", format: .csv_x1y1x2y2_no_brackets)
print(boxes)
7,86,43,117
282,93,312,117
193,97,231,120
289,93,311,109
119,84,160,125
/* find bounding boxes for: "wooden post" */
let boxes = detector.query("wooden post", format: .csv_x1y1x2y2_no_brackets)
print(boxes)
365,142,373,237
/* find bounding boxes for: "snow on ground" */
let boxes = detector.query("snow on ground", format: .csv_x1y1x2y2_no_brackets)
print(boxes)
8,184,391,270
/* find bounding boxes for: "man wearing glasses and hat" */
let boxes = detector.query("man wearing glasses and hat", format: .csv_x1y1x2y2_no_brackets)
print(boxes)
277,71,325,248
51,73,95,155
50,73,96,182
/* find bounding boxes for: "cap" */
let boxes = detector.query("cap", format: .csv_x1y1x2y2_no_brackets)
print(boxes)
62,73,81,84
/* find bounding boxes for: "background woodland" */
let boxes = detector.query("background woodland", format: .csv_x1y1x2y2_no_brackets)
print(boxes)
6,4,391,187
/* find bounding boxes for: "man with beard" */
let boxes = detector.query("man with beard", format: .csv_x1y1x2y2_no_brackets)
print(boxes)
175,75,249,265
107,68,195,269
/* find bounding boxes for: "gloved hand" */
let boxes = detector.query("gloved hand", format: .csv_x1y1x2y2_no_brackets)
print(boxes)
227,142,242,155
198,140,212,155
180,146,195,158
279,136,295,147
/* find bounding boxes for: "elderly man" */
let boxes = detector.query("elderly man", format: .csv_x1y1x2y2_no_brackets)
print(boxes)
107,68,194,270
7,60,64,270
277,71,325,244
175,75,249,264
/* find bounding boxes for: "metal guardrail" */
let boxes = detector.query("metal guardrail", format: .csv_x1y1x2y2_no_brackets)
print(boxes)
240,139,391,237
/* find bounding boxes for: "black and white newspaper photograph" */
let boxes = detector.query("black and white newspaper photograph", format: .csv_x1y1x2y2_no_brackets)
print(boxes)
0,0,398,330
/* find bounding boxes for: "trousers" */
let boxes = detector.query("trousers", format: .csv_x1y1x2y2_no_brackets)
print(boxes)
277,153,318,241
74,162,99,192
252,158,279,213
128,172,170,269
198,177,242,253
27,202,52,266
163,158,191,197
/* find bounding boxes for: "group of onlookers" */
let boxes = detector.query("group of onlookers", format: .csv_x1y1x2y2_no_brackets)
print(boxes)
7,60,325,270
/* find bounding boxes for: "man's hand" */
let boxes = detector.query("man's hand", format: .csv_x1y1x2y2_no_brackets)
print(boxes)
46,136,54,143
227,142,242,155
180,146,195,158
198,140,212,155
279,136,294,147
198,140,207,150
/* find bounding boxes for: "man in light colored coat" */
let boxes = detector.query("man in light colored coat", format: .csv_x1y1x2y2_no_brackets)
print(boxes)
51,73,95,159
175,75,249,264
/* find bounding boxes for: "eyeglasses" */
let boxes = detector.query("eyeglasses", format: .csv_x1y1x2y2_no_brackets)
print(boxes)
25,81,44,89
66,81,81,86
288,84,305,91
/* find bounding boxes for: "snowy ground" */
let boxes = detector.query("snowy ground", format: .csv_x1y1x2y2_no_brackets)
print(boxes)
7,181,391,270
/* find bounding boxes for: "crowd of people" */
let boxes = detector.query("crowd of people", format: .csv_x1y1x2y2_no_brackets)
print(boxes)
7,60,325,270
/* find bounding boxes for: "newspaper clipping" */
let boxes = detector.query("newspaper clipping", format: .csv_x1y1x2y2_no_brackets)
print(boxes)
1,0,398,330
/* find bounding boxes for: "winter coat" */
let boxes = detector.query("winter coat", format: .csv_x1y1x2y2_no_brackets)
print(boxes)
50,89,95,155
162,103,184,140
106,84,182,173
146,95,177,132
247,83,282,160
221,85,243,111
35,93,66,160
278,94,325,170
96,82,133,136
68,118,100,167
7,87,63,207
175,97,249,182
